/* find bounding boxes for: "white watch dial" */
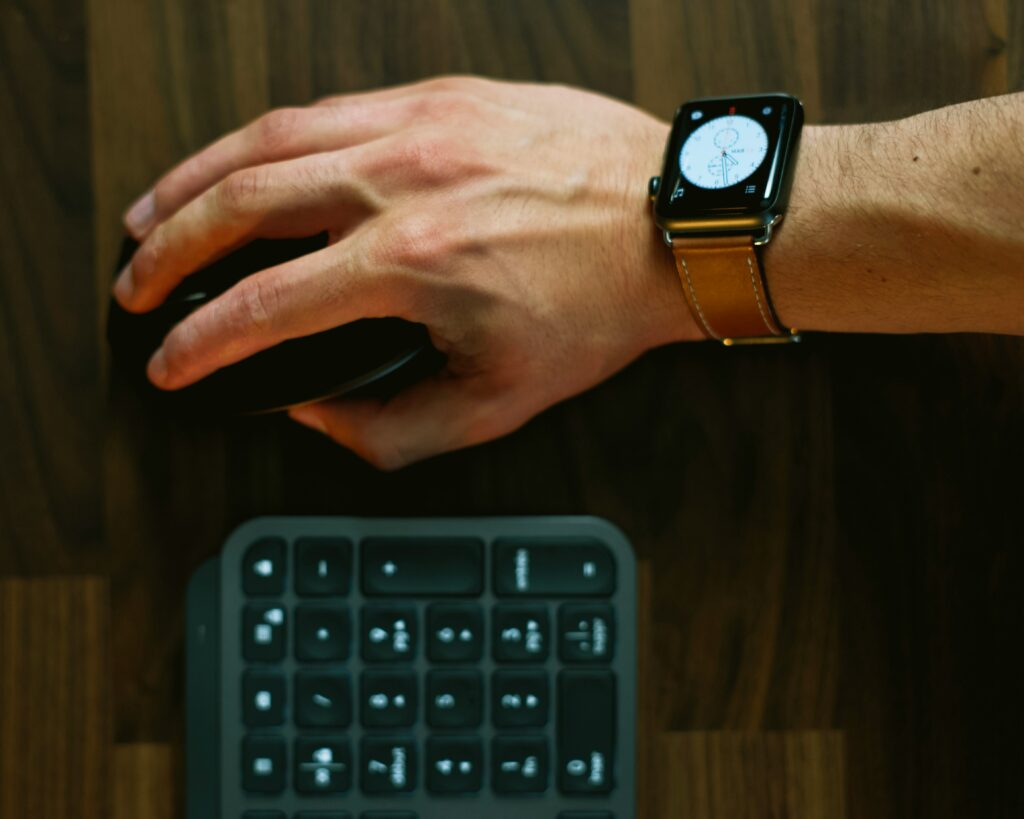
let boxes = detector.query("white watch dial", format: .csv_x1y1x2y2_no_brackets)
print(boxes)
679,114,769,189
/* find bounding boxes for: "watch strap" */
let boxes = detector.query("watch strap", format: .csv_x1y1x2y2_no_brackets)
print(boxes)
670,234,798,344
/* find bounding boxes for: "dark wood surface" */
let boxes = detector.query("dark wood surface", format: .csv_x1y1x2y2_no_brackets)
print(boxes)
0,579,110,819
2,1,1022,817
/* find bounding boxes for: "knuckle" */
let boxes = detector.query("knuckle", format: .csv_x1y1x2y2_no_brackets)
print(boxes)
160,148,213,204
132,228,167,285
393,131,485,188
373,213,452,272
412,88,476,122
392,133,458,184
253,107,304,154
231,275,280,334
217,168,268,213
148,182,172,221
422,74,481,94
311,92,344,107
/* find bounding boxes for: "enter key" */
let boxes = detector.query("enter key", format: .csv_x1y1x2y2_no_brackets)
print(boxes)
558,669,616,794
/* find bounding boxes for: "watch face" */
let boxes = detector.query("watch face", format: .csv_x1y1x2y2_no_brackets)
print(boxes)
655,94,803,222
680,115,769,189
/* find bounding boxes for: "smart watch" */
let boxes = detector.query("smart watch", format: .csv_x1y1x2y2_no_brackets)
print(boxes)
649,93,804,344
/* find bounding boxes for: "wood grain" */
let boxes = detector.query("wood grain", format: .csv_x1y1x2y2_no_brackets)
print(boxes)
651,731,846,819
113,744,176,819
1,0,1023,816
0,579,110,819
0,0,103,576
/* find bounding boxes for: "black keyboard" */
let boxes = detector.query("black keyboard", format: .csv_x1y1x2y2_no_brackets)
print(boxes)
186,516,637,819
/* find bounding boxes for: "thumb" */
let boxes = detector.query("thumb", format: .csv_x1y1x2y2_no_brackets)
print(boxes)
288,374,506,470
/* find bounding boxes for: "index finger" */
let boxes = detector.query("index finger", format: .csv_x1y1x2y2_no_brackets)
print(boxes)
146,227,424,391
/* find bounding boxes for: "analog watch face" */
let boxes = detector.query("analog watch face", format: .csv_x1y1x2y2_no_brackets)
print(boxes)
678,114,769,189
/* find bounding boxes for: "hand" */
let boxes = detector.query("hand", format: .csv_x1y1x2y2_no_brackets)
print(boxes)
114,75,698,469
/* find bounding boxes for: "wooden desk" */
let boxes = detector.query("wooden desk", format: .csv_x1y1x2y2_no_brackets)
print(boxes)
2,1,1022,816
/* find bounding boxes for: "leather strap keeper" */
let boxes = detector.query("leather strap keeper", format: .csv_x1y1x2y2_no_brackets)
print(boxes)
670,234,798,345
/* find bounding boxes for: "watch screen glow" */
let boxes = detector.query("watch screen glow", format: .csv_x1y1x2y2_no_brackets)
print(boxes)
679,114,769,189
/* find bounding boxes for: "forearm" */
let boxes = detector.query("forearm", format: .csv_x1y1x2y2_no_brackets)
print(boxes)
762,93,1024,336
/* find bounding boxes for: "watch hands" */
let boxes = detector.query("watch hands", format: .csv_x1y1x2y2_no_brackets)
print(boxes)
720,150,739,185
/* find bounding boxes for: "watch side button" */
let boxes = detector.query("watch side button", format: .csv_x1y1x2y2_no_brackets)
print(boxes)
648,176,660,201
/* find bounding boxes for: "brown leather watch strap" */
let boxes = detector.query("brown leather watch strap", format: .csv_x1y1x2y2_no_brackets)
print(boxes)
670,234,797,344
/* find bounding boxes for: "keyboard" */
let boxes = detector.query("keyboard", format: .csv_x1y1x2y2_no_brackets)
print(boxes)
186,516,637,819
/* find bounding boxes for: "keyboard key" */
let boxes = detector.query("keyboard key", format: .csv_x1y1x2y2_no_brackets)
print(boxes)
426,669,483,729
295,669,352,728
295,604,351,662
361,670,418,728
558,670,615,794
242,603,287,662
241,734,285,793
493,605,549,662
558,604,615,663
242,537,286,596
361,604,417,662
361,538,483,596
493,539,616,597
296,536,353,596
427,602,483,662
426,735,483,794
492,669,549,728
242,812,286,819
360,736,417,794
295,737,352,793
242,669,285,727
491,735,548,794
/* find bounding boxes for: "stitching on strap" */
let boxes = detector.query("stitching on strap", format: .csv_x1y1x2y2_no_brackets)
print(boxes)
678,254,720,340
746,254,779,335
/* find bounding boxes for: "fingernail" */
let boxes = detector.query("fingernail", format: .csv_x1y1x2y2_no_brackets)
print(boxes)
113,263,135,303
124,190,155,237
290,406,327,435
147,347,168,386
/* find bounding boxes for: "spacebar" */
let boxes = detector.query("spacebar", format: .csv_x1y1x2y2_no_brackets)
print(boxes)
361,537,483,596
558,669,616,794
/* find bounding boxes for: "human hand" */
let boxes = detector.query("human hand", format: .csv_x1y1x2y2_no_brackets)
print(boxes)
114,75,699,469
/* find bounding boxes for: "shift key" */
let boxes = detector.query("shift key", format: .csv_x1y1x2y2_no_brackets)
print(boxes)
494,539,616,596
361,538,483,596
558,670,615,794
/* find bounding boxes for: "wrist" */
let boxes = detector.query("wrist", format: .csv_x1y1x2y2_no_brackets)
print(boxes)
759,121,859,332
758,115,1021,335
631,119,706,351
644,98,1024,340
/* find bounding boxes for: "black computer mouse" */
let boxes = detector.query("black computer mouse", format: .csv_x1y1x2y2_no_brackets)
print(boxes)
106,232,444,414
